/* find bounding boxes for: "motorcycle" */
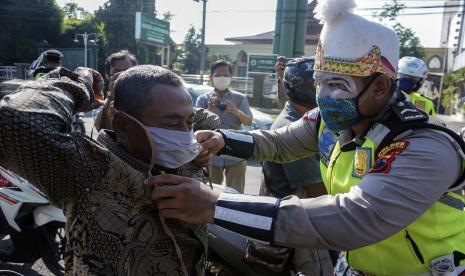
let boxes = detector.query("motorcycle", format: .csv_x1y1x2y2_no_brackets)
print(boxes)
0,165,66,276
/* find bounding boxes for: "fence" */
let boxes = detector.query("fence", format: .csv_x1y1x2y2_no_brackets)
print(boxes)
0,66,17,81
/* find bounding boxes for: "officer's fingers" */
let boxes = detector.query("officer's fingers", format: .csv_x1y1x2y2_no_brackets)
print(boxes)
156,197,181,210
195,130,215,143
144,174,187,187
152,184,189,202
159,208,185,220
200,136,223,153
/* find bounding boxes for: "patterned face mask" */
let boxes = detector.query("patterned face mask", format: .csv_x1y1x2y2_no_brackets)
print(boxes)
317,96,360,133
316,73,379,133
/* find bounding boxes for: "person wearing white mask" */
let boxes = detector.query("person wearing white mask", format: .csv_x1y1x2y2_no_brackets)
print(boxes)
196,59,253,193
0,65,220,275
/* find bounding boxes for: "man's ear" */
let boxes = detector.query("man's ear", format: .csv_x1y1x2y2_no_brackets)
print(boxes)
112,111,129,139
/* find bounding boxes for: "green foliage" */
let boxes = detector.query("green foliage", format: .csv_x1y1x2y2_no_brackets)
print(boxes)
442,68,465,108
95,0,158,65
375,0,425,58
63,2,91,20
0,0,63,64
178,26,203,74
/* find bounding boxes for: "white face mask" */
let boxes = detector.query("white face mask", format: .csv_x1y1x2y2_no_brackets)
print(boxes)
213,77,232,91
120,112,200,173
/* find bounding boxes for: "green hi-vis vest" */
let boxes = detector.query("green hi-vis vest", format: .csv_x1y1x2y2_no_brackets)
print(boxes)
317,103,465,275
410,92,436,116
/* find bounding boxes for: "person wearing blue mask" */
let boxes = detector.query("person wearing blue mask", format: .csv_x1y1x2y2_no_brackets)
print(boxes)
398,56,436,116
0,65,219,275
147,0,465,275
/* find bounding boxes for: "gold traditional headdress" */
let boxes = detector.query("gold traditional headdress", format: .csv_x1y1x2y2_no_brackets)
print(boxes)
314,39,397,79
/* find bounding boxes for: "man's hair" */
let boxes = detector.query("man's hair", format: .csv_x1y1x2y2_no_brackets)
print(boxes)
210,59,232,75
104,50,138,76
114,65,184,119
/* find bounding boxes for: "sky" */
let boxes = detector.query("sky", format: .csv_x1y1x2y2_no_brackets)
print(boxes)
56,0,452,48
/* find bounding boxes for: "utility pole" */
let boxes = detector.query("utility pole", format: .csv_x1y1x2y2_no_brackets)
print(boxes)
74,32,98,68
200,0,207,85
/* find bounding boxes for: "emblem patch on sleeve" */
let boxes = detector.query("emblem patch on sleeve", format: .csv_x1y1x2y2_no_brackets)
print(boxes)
352,147,372,178
304,109,319,123
369,141,409,174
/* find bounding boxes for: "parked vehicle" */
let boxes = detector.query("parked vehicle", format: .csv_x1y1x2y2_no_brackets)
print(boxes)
0,166,66,276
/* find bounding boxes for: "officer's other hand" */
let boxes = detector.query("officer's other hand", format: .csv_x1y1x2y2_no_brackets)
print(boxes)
275,56,287,80
195,130,225,156
194,144,212,167
145,174,220,224
74,67,105,109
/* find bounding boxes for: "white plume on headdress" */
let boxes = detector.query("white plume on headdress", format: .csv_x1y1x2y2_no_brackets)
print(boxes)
315,0,356,24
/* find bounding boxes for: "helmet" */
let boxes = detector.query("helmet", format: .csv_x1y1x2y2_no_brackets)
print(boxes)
283,58,316,108
397,57,428,80
43,49,64,59
397,57,428,93
43,49,63,66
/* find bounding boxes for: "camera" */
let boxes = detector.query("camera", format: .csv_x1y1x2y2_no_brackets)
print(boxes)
217,100,228,111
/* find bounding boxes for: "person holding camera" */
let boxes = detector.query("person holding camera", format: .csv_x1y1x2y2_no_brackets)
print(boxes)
196,59,252,193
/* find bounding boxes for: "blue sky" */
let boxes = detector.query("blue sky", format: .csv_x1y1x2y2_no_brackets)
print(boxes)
57,0,449,47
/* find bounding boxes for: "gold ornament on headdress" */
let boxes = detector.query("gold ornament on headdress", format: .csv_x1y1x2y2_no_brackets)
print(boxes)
314,39,396,79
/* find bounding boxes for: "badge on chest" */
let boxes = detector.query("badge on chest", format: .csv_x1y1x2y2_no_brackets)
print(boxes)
352,147,372,178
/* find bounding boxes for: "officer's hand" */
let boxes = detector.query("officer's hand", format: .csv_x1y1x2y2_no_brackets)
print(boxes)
146,174,220,224
195,130,225,156
194,144,212,167
275,56,287,80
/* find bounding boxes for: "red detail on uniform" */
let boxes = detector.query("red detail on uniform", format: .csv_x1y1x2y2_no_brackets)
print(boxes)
304,110,318,122
369,140,409,174
0,192,18,205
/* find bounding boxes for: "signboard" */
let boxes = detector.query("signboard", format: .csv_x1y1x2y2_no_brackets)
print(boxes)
247,54,278,74
135,12,170,46
428,56,442,70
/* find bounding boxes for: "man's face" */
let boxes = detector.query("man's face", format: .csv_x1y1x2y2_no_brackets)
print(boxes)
211,66,231,78
114,84,194,163
315,71,391,119
108,57,134,80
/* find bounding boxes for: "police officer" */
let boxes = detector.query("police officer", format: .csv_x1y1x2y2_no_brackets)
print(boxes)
147,0,465,275
398,56,437,116
32,49,64,79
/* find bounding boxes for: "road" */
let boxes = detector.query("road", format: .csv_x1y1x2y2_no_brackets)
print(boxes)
1,113,463,275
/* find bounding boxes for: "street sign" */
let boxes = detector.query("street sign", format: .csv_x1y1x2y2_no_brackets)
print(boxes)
247,54,278,74
135,12,170,46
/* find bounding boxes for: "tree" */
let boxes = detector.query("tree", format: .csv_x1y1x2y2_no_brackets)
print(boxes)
178,25,202,74
96,0,158,64
375,0,425,58
63,2,91,20
0,0,63,65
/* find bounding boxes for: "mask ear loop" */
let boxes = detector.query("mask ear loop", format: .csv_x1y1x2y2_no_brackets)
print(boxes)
355,73,382,119
118,111,189,276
